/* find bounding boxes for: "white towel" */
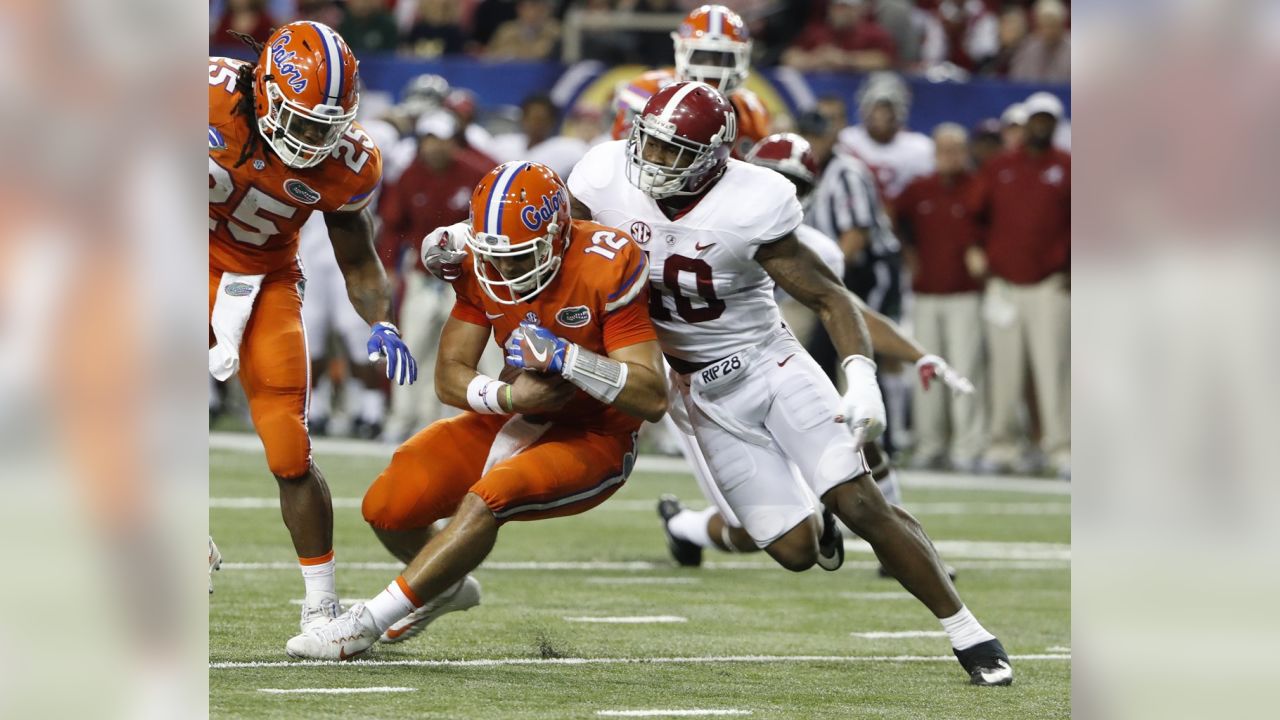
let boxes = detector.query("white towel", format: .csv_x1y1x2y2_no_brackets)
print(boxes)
481,415,552,475
209,271,266,381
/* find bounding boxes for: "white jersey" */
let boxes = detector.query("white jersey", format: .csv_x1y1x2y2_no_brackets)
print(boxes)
567,140,803,364
837,124,934,200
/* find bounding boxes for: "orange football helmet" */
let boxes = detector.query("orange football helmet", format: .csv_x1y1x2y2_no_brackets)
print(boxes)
610,69,677,141
253,22,360,169
671,4,752,93
467,162,571,305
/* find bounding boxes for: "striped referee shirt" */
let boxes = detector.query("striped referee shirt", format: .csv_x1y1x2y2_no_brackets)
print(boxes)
804,149,900,261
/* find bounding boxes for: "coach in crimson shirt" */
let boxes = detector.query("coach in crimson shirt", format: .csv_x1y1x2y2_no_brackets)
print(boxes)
896,123,987,471
378,111,496,441
967,92,1071,478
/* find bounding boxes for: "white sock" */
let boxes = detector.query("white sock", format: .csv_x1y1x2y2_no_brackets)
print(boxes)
939,605,996,651
365,578,419,633
667,507,717,548
876,469,903,507
310,376,332,421
361,387,387,423
299,553,336,600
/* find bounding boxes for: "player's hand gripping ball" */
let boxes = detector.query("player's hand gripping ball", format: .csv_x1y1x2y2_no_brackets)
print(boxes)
505,321,569,375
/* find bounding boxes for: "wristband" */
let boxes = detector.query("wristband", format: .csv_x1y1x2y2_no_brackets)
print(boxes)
841,354,877,381
466,374,510,415
562,344,628,404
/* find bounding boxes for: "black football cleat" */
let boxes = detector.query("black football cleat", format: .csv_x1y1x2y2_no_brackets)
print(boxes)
954,638,1014,686
816,508,844,571
657,494,703,567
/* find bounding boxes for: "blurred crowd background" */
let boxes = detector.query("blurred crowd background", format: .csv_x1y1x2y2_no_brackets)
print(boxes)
209,0,1071,478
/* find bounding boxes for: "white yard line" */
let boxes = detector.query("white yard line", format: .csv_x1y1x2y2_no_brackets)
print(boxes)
211,497,1068,515
211,653,1071,670
597,711,752,718
851,631,948,639
210,432,1071,495
564,615,688,624
221,557,1067,572
586,577,701,585
258,687,415,695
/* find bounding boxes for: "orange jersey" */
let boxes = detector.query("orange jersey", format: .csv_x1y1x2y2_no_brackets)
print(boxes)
208,57,382,274
729,88,771,159
450,219,655,435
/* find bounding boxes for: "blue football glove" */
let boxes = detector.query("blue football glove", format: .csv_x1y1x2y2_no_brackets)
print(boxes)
367,322,417,385
504,321,569,375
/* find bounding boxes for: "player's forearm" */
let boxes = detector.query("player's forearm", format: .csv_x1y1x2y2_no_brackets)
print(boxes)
436,359,481,410
610,362,668,423
863,306,925,363
817,289,876,361
341,259,392,326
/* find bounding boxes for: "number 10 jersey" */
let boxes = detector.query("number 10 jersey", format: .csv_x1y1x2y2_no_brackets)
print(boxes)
567,140,804,364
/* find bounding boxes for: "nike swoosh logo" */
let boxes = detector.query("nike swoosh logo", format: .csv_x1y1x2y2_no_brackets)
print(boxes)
529,344,548,362
485,312,503,319
777,353,796,367
695,242,715,251
384,626,408,639
338,646,363,661
979,660,1013,684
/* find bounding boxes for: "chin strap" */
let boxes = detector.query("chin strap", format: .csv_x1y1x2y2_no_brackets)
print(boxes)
562,344,628,404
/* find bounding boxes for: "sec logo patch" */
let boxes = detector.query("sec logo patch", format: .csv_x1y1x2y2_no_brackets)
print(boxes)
556,306,591,328
629,221,651,245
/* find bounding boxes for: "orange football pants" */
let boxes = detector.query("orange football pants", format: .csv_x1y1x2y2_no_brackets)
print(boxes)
363,412,637,529
209,263,312,479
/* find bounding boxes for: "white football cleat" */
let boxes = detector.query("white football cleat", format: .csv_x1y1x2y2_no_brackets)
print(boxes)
208,536,222,595
286,603,380,660
299,592,341,633
381,575,481,644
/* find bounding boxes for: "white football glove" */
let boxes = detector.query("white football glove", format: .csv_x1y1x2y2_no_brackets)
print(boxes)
420,221,471,282
840,355,886,442
915,354,974,395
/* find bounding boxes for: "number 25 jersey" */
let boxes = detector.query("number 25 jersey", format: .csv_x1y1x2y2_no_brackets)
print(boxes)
208,57,382,275
567,140,804,364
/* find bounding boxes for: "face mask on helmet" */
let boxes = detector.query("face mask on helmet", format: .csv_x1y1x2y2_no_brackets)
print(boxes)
468,229,562,305
466,166,569,305
673,37,751,93
625,111,734,200
260,81,357,169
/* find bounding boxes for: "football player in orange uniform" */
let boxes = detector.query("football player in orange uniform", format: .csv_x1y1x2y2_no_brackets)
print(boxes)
608,5,771,159
285,162,667,659
208,23,417,642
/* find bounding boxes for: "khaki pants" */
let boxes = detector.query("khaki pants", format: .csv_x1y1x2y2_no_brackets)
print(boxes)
983,274,1070,468
911,292,987,464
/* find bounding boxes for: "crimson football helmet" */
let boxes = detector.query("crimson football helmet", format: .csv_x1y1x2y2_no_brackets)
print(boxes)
253,22,360,169
467,161,571,304
744,132,819,207
672,4,753,94
626,81,737,200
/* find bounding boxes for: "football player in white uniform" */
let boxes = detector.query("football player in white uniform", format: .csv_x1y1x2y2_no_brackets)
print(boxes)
654,133,972,578
565,81,1012,687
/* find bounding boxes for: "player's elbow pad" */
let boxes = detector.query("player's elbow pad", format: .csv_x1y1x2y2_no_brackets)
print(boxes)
562,345,628,404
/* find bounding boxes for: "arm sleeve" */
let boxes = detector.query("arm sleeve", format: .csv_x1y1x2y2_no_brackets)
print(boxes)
449,295,490,327
746,169,805,251
448,264,490,327
602,289,657,353
565,141,618,216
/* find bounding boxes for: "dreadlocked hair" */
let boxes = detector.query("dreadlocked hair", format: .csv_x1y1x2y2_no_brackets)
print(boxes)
227,30,268,169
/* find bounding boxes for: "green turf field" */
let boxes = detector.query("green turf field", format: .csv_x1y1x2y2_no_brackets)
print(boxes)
210,437,1070,719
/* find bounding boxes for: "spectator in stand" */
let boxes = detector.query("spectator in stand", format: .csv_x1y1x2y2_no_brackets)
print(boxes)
210,0,277,47
781,0,896,73
969,118,1004,169
444,88,501,164
378,112,496,442
486,0,561,60
917,0,1000,72
973,4,1027,76
470,0,520,51
1009,0,1070,83
968,92,1071,478
873,0,921,68
488,94,587,178
402,0,467,57
294,0,345,27
340,0,400,54
896,124,987,471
